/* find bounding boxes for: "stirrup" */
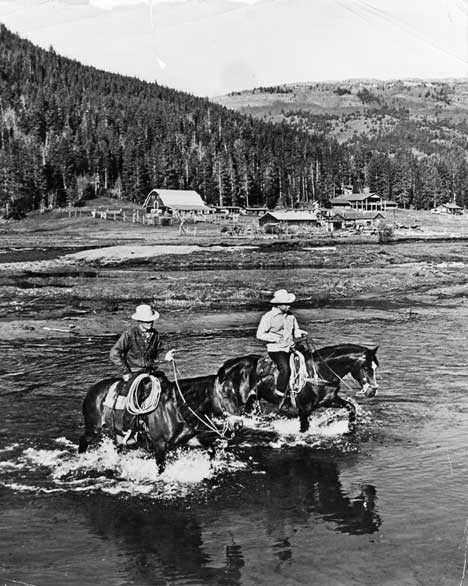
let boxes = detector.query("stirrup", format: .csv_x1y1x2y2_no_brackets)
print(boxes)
278,392,292,409
121,429,137,445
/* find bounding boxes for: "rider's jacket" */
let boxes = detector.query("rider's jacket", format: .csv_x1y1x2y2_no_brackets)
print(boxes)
109,324,161,375
256,306,307,353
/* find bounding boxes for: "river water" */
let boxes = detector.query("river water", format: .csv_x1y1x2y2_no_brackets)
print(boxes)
1,288,468,585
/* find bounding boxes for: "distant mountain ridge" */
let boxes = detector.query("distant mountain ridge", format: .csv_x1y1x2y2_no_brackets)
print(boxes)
214,78,468,133
213,79,468,209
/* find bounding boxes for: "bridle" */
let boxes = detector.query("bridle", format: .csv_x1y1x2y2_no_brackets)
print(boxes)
302,337,378,395
170,360,240,439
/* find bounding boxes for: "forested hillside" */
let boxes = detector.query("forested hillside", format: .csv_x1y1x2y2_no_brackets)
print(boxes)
2,23,467,215
0,24,348,215
215,80,468,210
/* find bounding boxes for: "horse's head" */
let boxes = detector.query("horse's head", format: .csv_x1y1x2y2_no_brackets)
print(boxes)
352,346,379,397
210,374,245,435
214,355,260,419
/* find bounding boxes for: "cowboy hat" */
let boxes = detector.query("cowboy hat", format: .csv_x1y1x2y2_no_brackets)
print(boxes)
270,289,296,304
131,304,160,322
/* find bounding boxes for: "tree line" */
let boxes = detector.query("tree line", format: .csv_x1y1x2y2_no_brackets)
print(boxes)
0,24,466,215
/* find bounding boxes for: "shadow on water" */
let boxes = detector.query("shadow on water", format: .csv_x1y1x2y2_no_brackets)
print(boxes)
65,450,380,586
243,448,381,537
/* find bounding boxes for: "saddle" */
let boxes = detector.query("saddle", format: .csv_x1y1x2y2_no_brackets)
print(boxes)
102,374,155,446
255,350,310,409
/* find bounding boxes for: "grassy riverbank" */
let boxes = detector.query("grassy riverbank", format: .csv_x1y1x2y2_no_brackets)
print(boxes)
1,208,468,340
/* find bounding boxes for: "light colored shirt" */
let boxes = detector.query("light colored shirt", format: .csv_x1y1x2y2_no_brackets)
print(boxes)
256,307,307,352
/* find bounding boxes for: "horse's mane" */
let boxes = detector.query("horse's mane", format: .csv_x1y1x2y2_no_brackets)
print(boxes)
311,344,379,369
217,354,261,383
174,374,217,408
312,343,368,360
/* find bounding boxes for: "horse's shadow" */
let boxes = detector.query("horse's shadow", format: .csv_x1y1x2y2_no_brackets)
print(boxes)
71,450,380,585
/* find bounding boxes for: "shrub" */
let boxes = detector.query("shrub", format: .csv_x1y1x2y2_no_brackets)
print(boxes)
378,223,394,243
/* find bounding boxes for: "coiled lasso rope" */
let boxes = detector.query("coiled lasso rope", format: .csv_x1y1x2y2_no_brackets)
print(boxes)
125,373,161,415
289,351,309,393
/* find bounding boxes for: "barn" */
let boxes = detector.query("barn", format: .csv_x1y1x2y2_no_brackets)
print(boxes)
143,189,212,216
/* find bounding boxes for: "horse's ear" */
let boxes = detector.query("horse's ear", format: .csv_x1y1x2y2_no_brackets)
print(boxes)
372,346,379,355
371,346,379,366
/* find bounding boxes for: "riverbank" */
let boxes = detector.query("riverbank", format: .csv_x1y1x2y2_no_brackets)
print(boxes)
1,209,468,341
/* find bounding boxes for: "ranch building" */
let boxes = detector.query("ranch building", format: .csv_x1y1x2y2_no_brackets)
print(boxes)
431,202,464,215
326,210,385,232
214,206,245,217
245,207,268,216
259,210,319,228
330,188,397,212
143,189,212,217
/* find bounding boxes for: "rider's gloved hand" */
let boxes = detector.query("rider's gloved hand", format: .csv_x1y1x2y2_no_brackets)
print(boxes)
164,349,176,362
122,373,131,382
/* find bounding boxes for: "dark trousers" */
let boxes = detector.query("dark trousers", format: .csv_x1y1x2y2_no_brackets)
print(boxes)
268,351,291,393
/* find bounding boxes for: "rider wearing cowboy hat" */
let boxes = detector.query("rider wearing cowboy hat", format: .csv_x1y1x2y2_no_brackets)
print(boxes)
256,289,307,401
110,303,175,382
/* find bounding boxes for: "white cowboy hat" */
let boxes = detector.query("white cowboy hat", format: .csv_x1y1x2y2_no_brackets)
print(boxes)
270,289,296,304
131,304,160,322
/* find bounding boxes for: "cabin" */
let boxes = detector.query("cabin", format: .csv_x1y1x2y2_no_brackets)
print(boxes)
143,189,212,217
245,207,268,216
431,203,464,215
330,189,397,212
259,210,319,228
214,206,245,217
326,210,385,232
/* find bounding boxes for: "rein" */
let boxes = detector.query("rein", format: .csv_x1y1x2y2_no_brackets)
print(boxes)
171,360,229,439
304,337,368,393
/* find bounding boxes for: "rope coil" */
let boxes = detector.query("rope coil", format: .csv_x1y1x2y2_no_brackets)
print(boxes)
289,351,309,393
125,373,161,415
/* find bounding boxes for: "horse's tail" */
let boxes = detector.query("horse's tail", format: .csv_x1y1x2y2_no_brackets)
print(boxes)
79,378,116,453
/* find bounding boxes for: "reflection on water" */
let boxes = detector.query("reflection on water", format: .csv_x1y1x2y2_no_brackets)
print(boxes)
1,301,468,585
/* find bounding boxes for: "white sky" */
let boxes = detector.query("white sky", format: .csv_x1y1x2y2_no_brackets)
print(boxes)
0,0,467,96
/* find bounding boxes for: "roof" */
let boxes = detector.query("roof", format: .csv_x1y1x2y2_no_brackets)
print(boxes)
329,211,385,221
441,202,462,209
329,197,352,205
261,211,318,221
144,189,210,210
330,192,381,203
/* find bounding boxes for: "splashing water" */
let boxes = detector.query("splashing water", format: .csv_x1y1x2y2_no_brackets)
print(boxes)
0,437,247,499
237,407,365,449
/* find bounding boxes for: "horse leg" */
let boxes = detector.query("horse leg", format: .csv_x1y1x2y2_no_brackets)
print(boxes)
245,392,260,415
151,439,168,474
298,407,310,433
78,391,104,453
331,396,357,433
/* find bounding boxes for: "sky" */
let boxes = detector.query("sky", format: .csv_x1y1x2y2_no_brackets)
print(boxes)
0,0,468,97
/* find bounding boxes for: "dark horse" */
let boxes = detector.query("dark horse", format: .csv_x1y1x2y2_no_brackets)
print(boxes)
216,342,379,433
78,369,243,472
